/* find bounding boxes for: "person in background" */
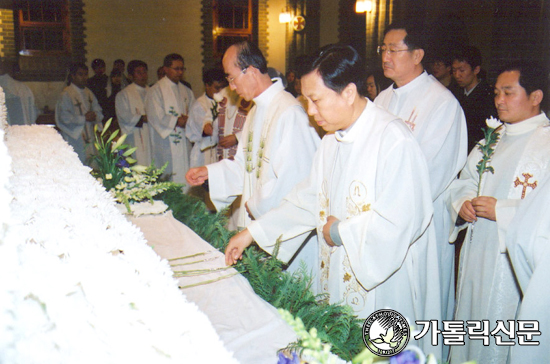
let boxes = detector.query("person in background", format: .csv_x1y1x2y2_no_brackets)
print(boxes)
156,66,165,81
104,68,123,128
285,70,297,97
113,59,130,88
452,45,498,152
0,58,38,125
374,20,467,329
115,60,152,166
365,69,389,101
430,52,461,97
56,63,103,165
87,58,109,114
145,53,195,186
187,68,226,168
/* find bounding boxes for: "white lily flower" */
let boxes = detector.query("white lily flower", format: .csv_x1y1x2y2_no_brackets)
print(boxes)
486,116,502,129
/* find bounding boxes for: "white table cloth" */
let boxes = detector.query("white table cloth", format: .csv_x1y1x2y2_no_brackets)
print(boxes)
130,211,297,364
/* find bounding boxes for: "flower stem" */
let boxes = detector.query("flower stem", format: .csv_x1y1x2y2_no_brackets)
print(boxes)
178,272,241,289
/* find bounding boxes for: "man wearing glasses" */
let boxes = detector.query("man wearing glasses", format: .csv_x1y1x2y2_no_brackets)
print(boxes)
186,41,320,273
374,21,467,328
146,53,195,188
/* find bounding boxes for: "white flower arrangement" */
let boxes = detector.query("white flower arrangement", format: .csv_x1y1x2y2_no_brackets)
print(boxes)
0,124,238,364
92,119,180,215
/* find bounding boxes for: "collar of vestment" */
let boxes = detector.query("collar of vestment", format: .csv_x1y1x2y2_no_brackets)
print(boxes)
253,79,284,109
159,76,179,89
391,71,428,95
70,82,87,94
464,80,480,96
334,99,370,144
505,112,549,136
132,83,148,92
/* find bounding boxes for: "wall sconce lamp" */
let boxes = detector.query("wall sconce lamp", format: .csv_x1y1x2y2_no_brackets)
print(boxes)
355,0,373,13
279,7,291,23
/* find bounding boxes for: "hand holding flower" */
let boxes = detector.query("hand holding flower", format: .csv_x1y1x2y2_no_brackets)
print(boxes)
471,196,497,221
459,200,477,223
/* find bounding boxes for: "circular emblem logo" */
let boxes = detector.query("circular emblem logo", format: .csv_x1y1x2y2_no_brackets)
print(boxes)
362,309,410,357
292,15,306,31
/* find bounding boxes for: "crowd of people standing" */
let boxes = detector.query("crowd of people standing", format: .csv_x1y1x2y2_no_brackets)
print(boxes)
26,19,550,364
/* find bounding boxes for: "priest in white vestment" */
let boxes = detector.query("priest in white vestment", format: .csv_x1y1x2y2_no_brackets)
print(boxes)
115,60,152,166
55,63,103,165
186,41,320,274
214,86,251,162
224,44,442,359
186,68,225,168
447,62,550,364
507,172,550,364
211,86,251,230
374,22,467,323
0,60,38,125
145,53,195,187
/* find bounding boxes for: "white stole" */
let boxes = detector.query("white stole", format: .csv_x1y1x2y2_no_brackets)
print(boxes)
158,77,189,180
123,84,151,166
238,90,300,229
63,84,97,141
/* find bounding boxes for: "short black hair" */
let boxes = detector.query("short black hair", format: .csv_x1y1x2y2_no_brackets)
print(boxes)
163,53,184,68
303,44,368,97
231,40,268,74
453,45,482,69
431,52,452,67
69,62,88,75
499,60,548,111
91,58,105,70
114,59,125,66
67,62,88,85
203,68,226,85
127,60,148,76
384,20,426,51
110,68,122,77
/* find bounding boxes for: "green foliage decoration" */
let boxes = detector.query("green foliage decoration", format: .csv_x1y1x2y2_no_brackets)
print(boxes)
159,189,365,360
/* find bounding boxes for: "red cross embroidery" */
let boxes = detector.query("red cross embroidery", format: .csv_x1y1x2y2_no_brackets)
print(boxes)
514,172,537,199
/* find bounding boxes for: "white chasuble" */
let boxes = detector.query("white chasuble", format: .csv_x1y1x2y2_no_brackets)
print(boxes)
247,101,442,358
447,113,550,364
215,86,250,161
375,71,468,322
186,93,218,168
0,74,38,125
506,172,550,364
55,83,103,164
145,77,195,187
207,80,319,245
116,83,152,166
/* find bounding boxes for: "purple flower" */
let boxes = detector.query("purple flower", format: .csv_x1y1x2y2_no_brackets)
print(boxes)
390,350,420,364
277,352,300,364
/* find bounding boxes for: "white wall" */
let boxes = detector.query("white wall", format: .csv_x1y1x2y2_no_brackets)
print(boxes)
319,0,339,46
266,0,287,75
83,0,204,97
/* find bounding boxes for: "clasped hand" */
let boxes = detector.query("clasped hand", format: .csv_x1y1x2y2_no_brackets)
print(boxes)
459,196,497,222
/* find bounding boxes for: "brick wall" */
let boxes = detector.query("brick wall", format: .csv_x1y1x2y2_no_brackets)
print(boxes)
0,8,16,60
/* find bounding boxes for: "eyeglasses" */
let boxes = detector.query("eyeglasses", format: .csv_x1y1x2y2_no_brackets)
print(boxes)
169,67,186,72
377,46,411,56
226,67,248,85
